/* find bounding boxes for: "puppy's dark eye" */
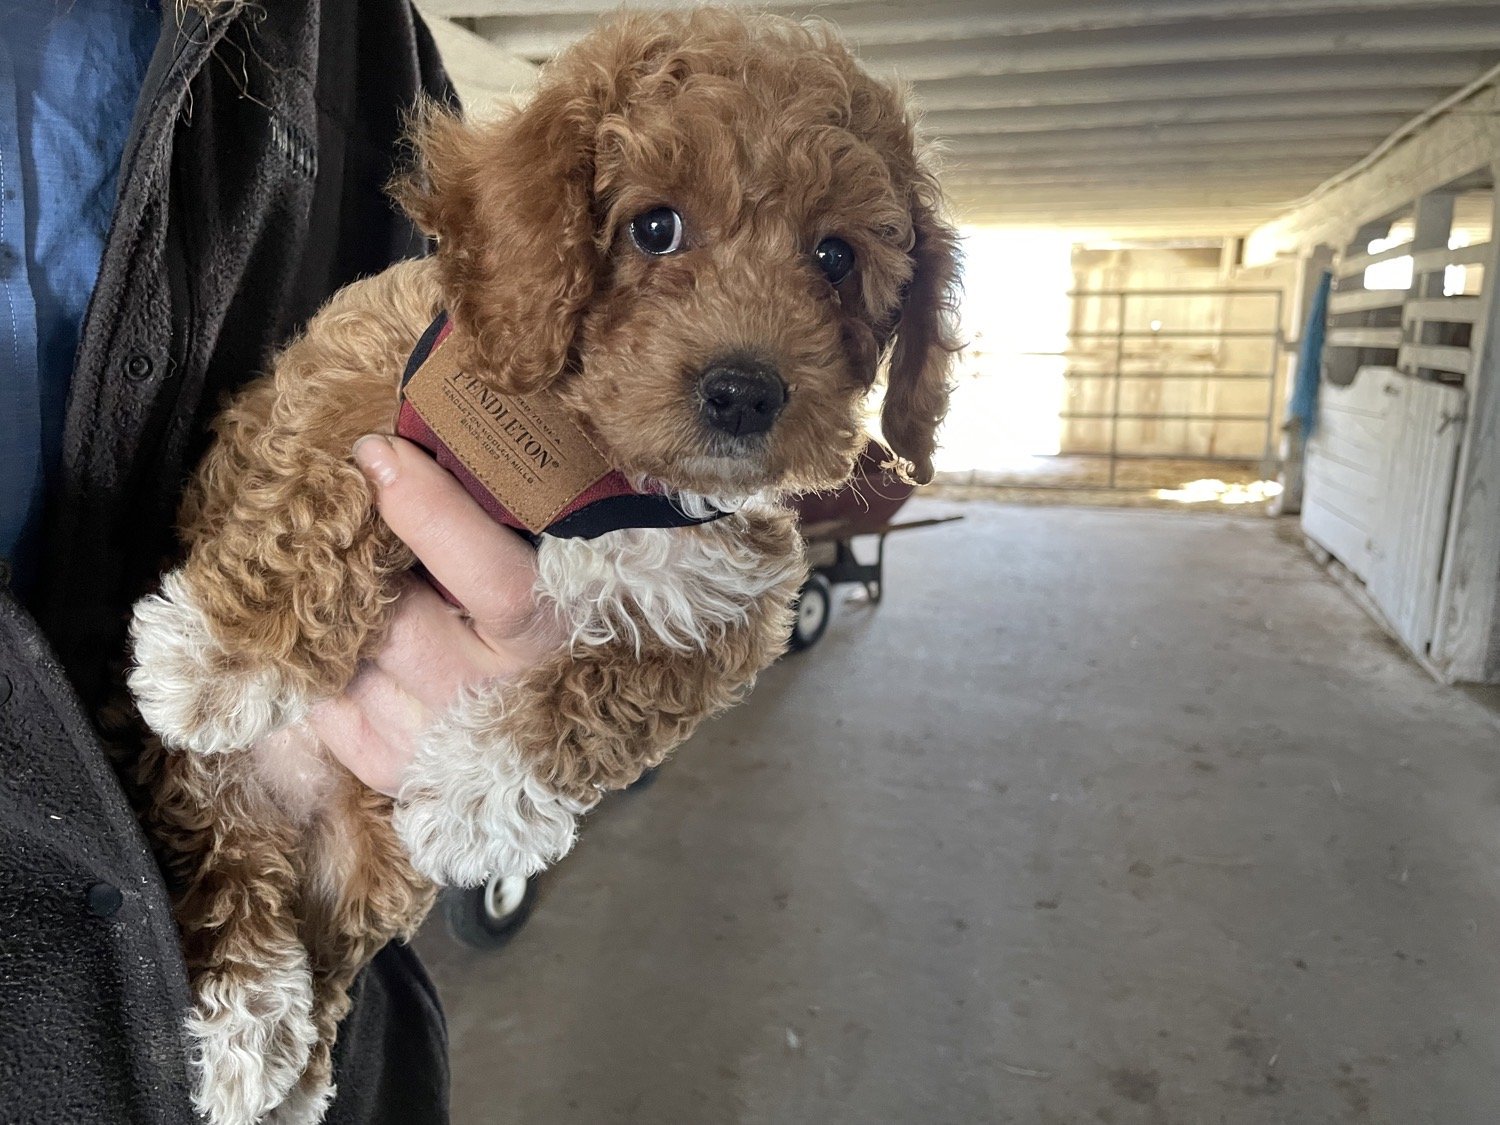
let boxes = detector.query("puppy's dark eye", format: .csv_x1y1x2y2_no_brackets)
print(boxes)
814,237,855,284
629,207,685,255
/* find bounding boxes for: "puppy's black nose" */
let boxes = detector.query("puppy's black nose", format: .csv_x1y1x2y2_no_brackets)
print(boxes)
698,362,787,437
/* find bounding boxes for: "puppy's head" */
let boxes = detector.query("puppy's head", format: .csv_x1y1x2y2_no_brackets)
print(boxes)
396,9,960,496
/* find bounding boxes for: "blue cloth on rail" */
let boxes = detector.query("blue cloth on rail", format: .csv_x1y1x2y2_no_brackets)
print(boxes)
1287,269,1332,437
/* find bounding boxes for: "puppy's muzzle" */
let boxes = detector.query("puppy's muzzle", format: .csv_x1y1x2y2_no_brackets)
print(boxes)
697,361,787,437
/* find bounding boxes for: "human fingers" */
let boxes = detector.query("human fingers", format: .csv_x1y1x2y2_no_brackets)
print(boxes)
308,665,429,797
353,434,546,638
371,575,536,711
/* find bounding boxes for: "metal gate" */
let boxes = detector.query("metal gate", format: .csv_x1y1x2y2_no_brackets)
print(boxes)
1006,287,1285,490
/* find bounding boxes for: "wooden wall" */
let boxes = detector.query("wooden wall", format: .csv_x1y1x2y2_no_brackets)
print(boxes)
1246,83,1500,683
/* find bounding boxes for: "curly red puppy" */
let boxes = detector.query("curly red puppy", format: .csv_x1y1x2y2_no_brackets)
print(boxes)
127,10,960,1124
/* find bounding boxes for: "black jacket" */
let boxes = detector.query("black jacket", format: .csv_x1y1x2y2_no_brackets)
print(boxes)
0,2,453,1121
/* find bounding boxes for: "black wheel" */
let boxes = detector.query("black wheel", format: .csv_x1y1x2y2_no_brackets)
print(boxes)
788,574,832,652
443,873,537,951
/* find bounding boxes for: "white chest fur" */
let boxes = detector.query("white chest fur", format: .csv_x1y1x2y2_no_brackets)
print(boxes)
534,510,805,654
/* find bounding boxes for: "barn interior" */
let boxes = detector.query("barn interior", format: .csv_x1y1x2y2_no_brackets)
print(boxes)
405,3,1500,1121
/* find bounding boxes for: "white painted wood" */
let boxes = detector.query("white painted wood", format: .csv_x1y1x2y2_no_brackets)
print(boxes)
1337,242,1414,278
1303,367,1403,581
1403,297,1482,324
1398,344,1473,376
1246,86,1500,264
961,119,1415,153
1327,327,1404,349
910,68,1454,115
439,0,1500,26
1432,183,1500,681
1412,242,1492,272
1368,379,1468,655
857,16,1500,84
945,189,1316,209
1329,289,1407,314
950,208,1287,236
955,135,1375,164
954,162,1356,186
946,167,1347,189
423,0,1500,234
1409,192,1458,300
928,91,1439,137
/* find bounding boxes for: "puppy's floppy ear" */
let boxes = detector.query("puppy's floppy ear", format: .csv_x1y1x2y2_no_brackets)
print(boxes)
881,183,963,485
394,89,605,393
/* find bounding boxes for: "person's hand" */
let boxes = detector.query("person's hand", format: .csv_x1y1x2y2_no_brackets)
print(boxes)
305,434,567,795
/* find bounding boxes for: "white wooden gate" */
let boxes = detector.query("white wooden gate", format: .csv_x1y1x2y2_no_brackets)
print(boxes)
1368,378,1467,655
1304,366,1466,657
1302,367,1399,583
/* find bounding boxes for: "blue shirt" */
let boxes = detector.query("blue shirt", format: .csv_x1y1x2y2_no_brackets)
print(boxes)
0,0,158,592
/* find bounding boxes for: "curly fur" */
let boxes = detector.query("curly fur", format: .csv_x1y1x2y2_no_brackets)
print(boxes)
127,9,959,1124
537,510,806,652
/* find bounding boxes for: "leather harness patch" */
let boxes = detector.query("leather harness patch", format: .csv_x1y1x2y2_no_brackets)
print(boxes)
401,320,614,533
397,313,728,541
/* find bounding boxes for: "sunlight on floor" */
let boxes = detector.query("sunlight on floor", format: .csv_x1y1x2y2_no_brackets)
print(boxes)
1155,478,1284,505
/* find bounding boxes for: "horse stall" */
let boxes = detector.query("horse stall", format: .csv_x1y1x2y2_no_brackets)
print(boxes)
1259,92,1500,683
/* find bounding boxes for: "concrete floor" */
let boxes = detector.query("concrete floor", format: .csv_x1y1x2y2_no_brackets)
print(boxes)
414,500,1500,1125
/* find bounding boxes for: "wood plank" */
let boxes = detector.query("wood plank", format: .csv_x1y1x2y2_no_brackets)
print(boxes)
909,64,1457,115
1303,461,1377,581
1398,343,1472,375
1369,381,1467,654
462,0,1500,45
929,90,1437,137
1412,242,1492,272
1431,186,1500,682
1327,326,1403,349
1337,242,1413,278
1403,297,1482,324
1303,367,1401,581
855,18,1500,83
1307,450,1386,500
948,117,1413,150
1245,86,1500,265
1328,288,1406,314
448,0,1500,24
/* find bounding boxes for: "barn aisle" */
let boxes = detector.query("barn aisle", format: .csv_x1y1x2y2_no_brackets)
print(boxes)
416,500,1500,1125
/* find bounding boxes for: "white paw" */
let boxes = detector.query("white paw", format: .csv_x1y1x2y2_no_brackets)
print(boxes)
187,957,317,1125
394,687,595,887
128,569,305,754
265,1076,335,1125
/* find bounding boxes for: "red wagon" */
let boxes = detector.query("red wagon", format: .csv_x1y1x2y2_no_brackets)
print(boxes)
787,442,961,651
444,444,960,948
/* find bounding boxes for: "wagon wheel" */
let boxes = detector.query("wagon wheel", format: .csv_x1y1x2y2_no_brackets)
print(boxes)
788,574,832,652
443,873,537,951
864,534,888,604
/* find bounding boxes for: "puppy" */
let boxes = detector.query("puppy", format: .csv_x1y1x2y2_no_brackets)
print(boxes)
126,9,959,1124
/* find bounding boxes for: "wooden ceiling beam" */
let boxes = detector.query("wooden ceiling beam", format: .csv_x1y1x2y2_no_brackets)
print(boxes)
910,56,1488,112
441,0,1487,50
856,10,1500,82
934,117,1417,152
923,90,1442,134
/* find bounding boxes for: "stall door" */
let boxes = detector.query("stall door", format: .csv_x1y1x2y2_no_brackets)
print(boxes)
1303,366,1400,583
1368,379,1467,655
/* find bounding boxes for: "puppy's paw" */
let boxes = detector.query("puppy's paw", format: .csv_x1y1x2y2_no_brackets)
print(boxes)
265,1075,335,1125
394,687,595,887
129,569,305,754
187,957,317,1125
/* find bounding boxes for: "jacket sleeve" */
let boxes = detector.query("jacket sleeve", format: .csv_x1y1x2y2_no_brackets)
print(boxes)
12,1,459,1122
